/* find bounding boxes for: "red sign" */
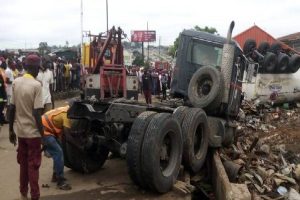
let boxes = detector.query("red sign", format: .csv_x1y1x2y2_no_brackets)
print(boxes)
131,30,156,42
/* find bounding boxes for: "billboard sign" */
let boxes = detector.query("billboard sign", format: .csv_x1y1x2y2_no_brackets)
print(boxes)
131,30,156,42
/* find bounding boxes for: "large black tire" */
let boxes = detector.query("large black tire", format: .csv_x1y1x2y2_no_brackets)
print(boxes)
182,108,209,173
289,54,300,73
126,111,157,188
262,52,277,73
66,141,109,173
188,66,224,112
258,42,270,55
243,39,257,56
269,42,282,55
276,53,289,73
141,113,183,193
172,106,190,126
65,119,109,173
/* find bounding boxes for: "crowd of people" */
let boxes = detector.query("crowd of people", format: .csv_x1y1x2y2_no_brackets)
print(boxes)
0,52,86,200
135,67,172,104
0,53,85,120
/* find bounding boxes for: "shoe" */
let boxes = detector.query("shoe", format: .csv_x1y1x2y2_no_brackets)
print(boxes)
57,181,72,190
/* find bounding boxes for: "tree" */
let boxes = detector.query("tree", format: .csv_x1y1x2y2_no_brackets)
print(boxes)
38,42,50,56
132,54,144,66
168,25,218,58
194,25,218,34
65,41,69,48
168,36,180,58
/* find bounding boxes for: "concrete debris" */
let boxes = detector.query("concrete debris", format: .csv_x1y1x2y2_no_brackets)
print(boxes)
294,164,300,181
220,100,300,199
288,188,300,200
173,180,195,195
260,144,270,154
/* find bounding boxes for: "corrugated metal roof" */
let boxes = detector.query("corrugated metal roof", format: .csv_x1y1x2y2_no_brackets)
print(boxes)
233,25,299,54
277,32,300,41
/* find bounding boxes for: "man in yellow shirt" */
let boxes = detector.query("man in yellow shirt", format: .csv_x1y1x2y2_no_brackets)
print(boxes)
42,106,72,190
64,61,71,90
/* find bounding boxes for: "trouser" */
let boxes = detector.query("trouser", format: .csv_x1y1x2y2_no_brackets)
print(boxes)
162,83,167,100
0,102,5,124
61,76,66,91
65,77,70,90
43,135,64,179
139,81,143,94
17,137,42,200
76,72,81,88
143,90,152,104
43,103,52,114
152,80,157,95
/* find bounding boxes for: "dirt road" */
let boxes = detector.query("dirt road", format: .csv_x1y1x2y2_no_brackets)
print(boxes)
0,99,190,200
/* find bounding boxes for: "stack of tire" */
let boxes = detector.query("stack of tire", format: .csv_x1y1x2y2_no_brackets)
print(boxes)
243,39,300,74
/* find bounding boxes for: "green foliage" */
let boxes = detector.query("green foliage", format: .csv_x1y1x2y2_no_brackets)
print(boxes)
194,25,218,34
169,25,218,58
38,42,50,56
132,54,144,66
168,36,180,58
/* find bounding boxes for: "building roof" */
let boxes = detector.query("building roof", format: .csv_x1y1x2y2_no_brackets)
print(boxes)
233,25,299,54
277,32,300,42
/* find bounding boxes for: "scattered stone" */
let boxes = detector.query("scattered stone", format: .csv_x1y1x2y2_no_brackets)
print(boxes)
260,144,270,154
293,165,300,181
277,186,288,196
288,188,300,200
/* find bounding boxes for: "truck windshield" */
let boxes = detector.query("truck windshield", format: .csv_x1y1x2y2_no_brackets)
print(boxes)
187,40,223,67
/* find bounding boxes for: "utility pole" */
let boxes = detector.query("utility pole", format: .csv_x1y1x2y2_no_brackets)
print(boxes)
106,0,109,33
147,22,149,62
80,0,83,58
159,36,161,58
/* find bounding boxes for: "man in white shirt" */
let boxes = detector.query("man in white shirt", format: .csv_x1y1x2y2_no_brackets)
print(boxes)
37,61,54,113
6,60,15,105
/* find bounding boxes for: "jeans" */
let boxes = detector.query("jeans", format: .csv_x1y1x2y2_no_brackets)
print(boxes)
43,135,64,178
17,137,42,200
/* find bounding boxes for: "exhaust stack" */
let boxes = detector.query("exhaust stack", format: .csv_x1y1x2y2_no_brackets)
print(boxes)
221,21,235,104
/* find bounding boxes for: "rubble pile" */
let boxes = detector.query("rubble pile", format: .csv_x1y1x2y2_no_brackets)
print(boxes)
221,101,300,199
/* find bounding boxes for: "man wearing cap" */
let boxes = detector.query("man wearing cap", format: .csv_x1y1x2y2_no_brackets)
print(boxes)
42,105,72,190
8,54,44,200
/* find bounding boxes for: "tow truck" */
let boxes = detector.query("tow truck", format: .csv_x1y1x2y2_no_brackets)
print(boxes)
63,21,267,193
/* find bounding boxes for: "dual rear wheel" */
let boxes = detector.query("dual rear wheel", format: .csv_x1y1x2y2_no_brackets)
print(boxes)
127,108,209,193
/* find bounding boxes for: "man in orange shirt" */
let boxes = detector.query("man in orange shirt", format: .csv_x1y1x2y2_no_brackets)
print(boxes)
42,106,72,190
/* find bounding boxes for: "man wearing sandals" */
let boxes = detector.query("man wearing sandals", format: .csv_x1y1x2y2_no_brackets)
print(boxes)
42,105,72,190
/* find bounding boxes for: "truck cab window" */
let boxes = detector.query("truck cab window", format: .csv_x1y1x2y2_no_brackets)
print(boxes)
187,40,223,68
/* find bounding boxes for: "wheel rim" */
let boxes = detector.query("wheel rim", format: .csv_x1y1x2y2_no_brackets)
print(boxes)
266,59,276,71
279,59,288,71
194,123,204,159
196,76,213,98
160,131,177,177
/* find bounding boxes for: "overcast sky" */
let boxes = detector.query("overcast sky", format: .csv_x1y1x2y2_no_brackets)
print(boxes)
0,0,299,50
